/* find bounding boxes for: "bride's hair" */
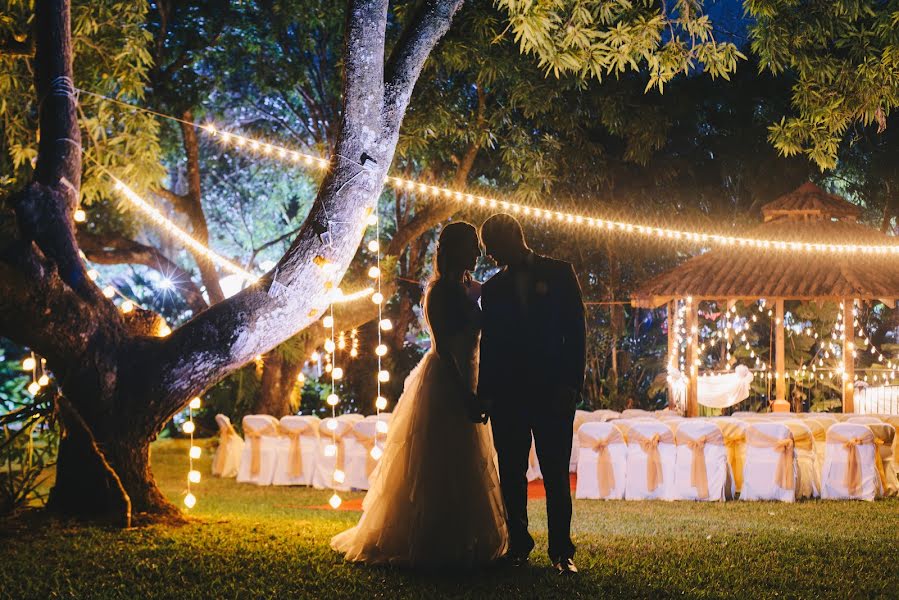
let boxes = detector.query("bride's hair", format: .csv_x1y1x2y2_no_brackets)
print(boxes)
431,221,479,284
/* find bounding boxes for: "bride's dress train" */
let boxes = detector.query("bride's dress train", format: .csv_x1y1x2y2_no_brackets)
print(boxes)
331,282,508,567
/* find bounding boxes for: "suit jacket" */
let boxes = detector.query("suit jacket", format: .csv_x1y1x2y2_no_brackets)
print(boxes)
478,252,586,403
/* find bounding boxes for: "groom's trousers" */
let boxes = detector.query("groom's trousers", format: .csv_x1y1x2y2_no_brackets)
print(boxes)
491,388,575,561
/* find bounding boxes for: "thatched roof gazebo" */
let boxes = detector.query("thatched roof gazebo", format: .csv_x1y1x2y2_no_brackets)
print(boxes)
632,182,899,416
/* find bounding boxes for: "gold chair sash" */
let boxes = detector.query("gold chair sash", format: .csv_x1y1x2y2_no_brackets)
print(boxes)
714,421,746,492
826,429,875,497
784,425,815,452
213,422,238,476
244,421,279,477
627,428,674,492
675,428,725,500
283,422,314,479
578,427,625,498
346,429,379,477
745,426,795,490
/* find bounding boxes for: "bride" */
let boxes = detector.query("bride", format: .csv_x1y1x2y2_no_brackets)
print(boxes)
331,222,509,567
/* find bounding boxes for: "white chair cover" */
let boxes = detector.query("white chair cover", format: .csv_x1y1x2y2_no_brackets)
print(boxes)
621,409,651,418
866,423,897,497
575,422,627,500
364,412,393,422
343,420,383,490
673,420,732,501
623,420,676,500
311,417,356,491
569,410,604,472
710,417,747,494
272,416,319,486
211,414,244,478
847,416,882,425
740,422,797,502
236,415,281,486
783,421,820,499
526,433,542,482
337,413,365,423
821,423,881,500
592,409,621,421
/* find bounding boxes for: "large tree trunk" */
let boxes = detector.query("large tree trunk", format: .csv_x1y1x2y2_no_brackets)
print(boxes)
255,350,303,417
0,0,464,524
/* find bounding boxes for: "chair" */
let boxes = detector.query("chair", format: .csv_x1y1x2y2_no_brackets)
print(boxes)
711,418,748,495
570,410,602,472
673,420,733,501
621,408,651,419
337,413,365,423
821,423,882,500
272,416,319,486
885,417,899,476
592,409,621,421
211,414,244,478
804,418,830,483
783,421,820,498
847,416,882,425
236,415,281,485
312,417,356,491
741,422,797,502
526,434,542,482
866,423,897,497
624,420,677,500
343,420,382,490
575,422,627,500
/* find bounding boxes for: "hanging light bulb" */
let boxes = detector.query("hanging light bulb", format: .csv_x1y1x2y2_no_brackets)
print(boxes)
323,315,334,328
73,208,86,222
297,372,306,384
329,493,342,509
21,356,36,371
376,396,388,411
378,370,390,382
102,286,116,299
120,300,134,313
327,393,339,406
367,240,379,252
332,367,344,380
370,445,383,460
27,381,40,395
376,420,388,434
379,319,393,331
310,351,320,363
333,469,346,484
324,339,336,353
368,266,380,279
375,344,388,357
189,397,202,410
188,470,201,484
371,292,384,305
182,421,195,434
184,493,197,508
190,446,202,459
38,374,49,387
324,443,338,457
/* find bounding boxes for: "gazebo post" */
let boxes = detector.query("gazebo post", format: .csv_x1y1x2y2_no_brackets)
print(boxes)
666,300,680,411
842,298,855,413
772,298,789,412
685,297,699,417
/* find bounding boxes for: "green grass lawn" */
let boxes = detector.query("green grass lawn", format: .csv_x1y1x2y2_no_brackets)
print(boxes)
2,438,898,599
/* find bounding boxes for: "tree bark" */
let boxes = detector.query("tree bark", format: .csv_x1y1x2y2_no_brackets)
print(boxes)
0,0,464,523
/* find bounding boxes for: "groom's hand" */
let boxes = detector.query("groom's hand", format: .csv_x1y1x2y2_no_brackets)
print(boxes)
466,393,488,424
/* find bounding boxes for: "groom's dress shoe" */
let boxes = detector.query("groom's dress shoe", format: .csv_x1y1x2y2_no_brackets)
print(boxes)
499,553,529,568
553,557,578,575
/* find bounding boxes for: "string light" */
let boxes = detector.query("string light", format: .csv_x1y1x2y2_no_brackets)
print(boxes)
183,396,201,509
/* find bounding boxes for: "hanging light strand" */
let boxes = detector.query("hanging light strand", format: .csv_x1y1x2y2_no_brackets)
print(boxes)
184,396,201,508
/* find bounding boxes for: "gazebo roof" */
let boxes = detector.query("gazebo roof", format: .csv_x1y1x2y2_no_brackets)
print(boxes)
761,181,861,222
632,183,899,307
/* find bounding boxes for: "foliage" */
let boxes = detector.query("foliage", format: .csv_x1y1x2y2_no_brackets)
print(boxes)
498,0,899,169
0,0,164,203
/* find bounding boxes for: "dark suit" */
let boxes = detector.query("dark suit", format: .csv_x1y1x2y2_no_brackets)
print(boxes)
479,251,586,561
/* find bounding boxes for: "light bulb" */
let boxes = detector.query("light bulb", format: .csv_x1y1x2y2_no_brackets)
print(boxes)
189,397,202,410
376,420,388,434
323,315,334,328
120,300,134,313
327,393,339,406
366,214,378,226
73,208,86,222
324,339,336,353
297,372,305,383
190,446,202,459
371,292,384,305
184,493,197,508
324,442,337,456
188,470,201,483
38,374,49,387
332,367,344,380
379,319,393,331
333,469,346,484
375,396,388,411
329,493,342,509
27,382,40,395
375,344,387,356
182,421,195,434
368,266,380,279
86,269,98,280
102,286,116,299
22,357,36,371
378,370,390,383
310,351,320,363
325,364,333,373
349,348,358,358
370,445,383,460
367,240,379,252
326,419,338,431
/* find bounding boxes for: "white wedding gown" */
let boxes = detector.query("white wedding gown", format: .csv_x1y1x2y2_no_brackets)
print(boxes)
331,279,508,567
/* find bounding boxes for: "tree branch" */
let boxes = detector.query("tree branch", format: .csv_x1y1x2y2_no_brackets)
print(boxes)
76,230,208,313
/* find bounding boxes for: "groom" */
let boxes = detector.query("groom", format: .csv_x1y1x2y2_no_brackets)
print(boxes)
477,214,586,575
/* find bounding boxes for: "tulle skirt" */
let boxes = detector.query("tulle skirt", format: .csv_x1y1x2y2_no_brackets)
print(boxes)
331,351,508,567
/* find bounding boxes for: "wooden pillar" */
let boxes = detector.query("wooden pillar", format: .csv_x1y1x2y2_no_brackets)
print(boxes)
843,298,855,413
772,298,789,412
685,297,699,417
666,301,679,369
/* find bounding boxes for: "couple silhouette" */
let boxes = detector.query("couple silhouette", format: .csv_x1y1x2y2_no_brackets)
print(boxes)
332,214,586,574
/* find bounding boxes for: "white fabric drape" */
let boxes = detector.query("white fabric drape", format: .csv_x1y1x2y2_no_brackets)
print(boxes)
669,366,754,409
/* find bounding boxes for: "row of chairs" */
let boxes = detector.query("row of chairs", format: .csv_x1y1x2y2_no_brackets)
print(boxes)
573,416,897,502
211,413,392,490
